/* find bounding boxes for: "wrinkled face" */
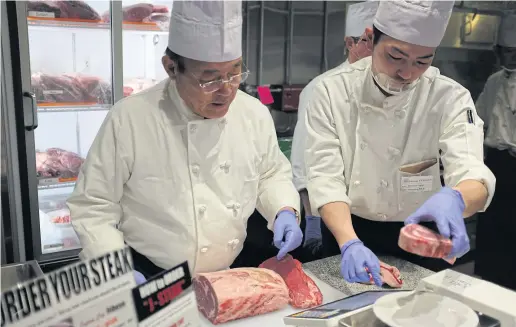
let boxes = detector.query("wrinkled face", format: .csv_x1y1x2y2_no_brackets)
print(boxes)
162,56,244,119
372,34,435,88
345,28,374,63
496,45,516,70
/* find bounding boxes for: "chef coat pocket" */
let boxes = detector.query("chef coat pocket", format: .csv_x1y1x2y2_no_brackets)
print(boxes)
238,175,259,222
398,159,441,214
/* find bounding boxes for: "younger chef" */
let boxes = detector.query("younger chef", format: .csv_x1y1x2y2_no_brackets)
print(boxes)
67,0,302,283
304,0,495,286
474,12,516,291
291,0,378,254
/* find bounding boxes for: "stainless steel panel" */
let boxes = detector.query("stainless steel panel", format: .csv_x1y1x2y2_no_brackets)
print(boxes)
110,1,123,103
441,12,500,49
1,261,44,291
1,1,27,263
339,307,501,327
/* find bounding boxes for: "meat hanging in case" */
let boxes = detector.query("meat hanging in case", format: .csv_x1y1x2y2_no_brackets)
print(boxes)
36,148,84,178
193,268,289,324
31,73,112,104
54,1,101,20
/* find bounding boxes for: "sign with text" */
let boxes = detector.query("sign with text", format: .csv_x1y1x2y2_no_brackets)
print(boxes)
132,262,200,327
0,247,200,327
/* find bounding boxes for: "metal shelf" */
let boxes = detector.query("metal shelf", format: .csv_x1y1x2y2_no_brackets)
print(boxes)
38,177,76,190
27,17,168,34
37,104,111,113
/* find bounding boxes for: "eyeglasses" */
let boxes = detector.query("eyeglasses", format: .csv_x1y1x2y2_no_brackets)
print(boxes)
191,66,250,94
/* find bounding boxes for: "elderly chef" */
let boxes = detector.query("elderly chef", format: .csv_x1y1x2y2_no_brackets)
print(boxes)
474,12,516,291
67,0,302,283
304,0,495,286
291,1,378,252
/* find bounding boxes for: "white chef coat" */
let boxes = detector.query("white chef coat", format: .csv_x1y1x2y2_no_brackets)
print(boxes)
475,70,516,155
291,59,350,191
67,78,300,274
305,57,495,222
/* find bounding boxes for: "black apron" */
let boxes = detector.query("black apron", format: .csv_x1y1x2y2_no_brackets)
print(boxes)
321,215,473,272
132,209,316,279
475,148,516,290
231,209,321,268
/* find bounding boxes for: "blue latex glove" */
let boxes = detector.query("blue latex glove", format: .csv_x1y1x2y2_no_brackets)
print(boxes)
134,270,147,285
303,215,322,247
404,186,469,258
340,239,382,286
273,210,303,260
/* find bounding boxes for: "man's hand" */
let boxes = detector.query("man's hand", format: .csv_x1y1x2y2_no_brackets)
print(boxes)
404,186,470,258
340,239,382,286
273,210,303,260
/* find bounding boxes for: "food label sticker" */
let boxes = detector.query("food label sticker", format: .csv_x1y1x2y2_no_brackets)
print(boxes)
28,11,55,18
43,89,64,95
400,176,433,192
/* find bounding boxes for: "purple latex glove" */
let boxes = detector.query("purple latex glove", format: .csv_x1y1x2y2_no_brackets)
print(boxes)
134,270,147,285
340,239,382,286
404,186,470,258
273,210,303,260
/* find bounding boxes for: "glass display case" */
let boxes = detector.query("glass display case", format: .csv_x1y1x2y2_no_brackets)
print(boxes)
1,0,174,265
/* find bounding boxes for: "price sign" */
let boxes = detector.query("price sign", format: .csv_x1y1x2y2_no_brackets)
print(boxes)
132,262,192,322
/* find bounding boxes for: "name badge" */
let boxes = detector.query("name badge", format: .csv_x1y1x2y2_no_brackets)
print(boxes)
401,176,433,192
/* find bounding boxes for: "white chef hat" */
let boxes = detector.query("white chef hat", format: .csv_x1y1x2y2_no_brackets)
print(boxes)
497,13,516,47
168,0,243,62
345,1,379,37
373,0,454,48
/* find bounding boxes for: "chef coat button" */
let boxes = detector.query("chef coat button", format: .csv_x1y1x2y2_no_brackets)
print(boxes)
377,213,388,220
353,180,361,186
190,124,197,133
191,164,200,175
234,203,241,210
220,118,227,125
220,162,231,173
376,186,382,194
380,180,388,188
360,142,367,150
199,205,206,214
200,247,208,253
387,147,400,159
395,110,406,119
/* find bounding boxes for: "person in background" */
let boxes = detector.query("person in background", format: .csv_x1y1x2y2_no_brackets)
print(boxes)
474,12,516,291
290,1,378,256
67,0,302,284
304,0,495,286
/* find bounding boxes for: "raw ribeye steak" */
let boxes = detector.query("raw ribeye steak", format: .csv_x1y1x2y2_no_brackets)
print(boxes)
193,268,289,325
259,254,322,309
362,262,403,288
399,224,456,264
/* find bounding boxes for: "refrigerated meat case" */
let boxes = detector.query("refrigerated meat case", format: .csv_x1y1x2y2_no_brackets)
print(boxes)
1,0,174,269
